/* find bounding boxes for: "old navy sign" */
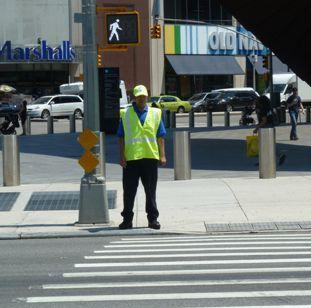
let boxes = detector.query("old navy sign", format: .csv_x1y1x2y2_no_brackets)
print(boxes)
165,24,269,56
0,40,75,62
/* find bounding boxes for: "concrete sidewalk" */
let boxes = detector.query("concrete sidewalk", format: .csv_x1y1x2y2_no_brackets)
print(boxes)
1,175,311,239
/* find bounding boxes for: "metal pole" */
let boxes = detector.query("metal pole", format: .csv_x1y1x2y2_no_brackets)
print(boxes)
47,116,54,134
2,135,20,186
306,107,310,123
189,110,195,128
165,110,170,128
207,111,213,127
259,127,276,179
77,0,109,224
25,116,31,135
269,51,274,104
224,111,230,127
69,114,76,133
170,112,176,128
174,130,191,180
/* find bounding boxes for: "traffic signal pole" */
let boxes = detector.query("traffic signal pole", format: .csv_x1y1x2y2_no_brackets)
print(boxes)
75,0,109,225
269,51,274,103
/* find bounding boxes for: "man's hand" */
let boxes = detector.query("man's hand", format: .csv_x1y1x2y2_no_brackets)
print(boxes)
159,156,167,167
253,128,258,134
120,157,127,168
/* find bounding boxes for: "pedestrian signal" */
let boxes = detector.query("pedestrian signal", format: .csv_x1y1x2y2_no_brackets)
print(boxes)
262,55,269,69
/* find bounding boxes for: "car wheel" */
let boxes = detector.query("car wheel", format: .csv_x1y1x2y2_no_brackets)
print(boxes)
177,106,185,113
226,105,233,112
74,109,83,119
41,109,50,119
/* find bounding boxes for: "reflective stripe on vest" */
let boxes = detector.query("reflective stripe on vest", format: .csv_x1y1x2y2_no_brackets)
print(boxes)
121,107,161,161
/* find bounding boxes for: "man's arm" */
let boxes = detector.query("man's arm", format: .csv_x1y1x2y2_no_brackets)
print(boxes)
157,137,166,166
253,116,267,134
119,138,126,168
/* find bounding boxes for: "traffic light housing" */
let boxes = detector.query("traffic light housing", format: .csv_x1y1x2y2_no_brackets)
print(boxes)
262,55,269,69
97,53,102,67
150,24,161,39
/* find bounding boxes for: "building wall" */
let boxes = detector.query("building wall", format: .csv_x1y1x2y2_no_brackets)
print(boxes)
0,0,69,45
96,0,151,95
233,56,246,87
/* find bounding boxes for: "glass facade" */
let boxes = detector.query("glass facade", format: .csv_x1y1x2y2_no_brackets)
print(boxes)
164,0,232,25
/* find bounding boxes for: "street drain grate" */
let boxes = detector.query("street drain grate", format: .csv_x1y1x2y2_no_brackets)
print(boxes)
24,191,117,211
0,193,19,211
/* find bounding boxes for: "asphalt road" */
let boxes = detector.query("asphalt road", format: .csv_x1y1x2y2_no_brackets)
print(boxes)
3,233,311,307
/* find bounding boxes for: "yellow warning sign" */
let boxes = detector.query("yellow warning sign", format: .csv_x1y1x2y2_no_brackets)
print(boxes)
79,150,99,173
78,128,99,151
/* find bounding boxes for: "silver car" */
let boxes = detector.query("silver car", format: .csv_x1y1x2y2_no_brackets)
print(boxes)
27,95,84,119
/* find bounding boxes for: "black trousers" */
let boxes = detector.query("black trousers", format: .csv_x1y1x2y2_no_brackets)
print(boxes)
122,159,159,223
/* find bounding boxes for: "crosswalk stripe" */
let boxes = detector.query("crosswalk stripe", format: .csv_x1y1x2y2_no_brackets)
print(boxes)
86,251,311,259
75,258,311,268
115,236,311,244
63,267,311,278
121,234,311,241
22,290,311,303
94,246,311,253
104,241,311,247
42,278,311,289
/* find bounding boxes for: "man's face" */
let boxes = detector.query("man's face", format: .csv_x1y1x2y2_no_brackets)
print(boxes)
136,95,147,107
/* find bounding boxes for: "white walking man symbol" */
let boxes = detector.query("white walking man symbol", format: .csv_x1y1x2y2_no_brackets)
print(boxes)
109,19,123,41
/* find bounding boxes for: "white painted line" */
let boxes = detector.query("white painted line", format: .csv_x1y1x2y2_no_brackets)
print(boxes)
24,290,311,303
63,267,311,278
85,251,311,259
75,258,311,268
104,241,311,247
115,236,311,244
42,278,311,290
94,246,311,253
121,234,311,241
185,306,311,308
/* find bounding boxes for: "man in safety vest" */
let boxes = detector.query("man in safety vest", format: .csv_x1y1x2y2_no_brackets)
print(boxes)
117,85,166,230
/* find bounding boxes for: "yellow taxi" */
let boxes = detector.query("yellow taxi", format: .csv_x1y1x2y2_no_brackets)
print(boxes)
148,95,191,113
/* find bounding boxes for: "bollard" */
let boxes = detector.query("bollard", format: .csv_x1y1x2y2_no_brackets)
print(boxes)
207,111,213,128
189,110,195,128
2,135,20,186
173,130,191,180
165,110,170,128
224,111,230,127
306,107,311,123
47,116,54,134
25,116,31,135
170,112,176,128
69,114,76,133
259,127,276,179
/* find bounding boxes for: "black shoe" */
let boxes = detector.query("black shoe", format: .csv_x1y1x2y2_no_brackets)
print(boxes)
278,154,286,166
148,220,161,230
293,137,299,140
119,221,133,230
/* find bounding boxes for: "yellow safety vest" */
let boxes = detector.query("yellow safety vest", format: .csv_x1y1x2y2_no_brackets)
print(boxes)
121,106,162,161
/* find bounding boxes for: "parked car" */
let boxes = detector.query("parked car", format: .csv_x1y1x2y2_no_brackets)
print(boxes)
27,94,84,119
148,95,191,113
192,88,259,112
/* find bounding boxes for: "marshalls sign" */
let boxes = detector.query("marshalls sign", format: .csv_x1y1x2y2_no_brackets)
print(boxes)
106,12,140,45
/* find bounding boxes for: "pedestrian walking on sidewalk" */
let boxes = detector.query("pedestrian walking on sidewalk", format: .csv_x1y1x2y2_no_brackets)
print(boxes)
253,95,286,166
117,85,167,230
286,87,304,140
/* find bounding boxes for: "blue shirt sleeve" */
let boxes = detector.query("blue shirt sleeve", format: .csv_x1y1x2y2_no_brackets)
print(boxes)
117,119,124,138
157,119,166,138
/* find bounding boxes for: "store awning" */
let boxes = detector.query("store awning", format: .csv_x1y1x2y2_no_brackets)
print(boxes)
249,56,292,75
166,55,244,75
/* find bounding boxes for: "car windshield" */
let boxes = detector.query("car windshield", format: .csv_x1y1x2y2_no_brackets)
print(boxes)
189,93,206,101
150,96,160,103
32,96,52,105
206,92,221,99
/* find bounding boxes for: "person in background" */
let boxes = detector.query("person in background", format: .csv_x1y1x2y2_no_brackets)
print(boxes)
286,87,304,140
20,101,27,135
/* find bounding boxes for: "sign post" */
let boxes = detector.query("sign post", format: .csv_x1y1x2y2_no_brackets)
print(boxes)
75,0,109,225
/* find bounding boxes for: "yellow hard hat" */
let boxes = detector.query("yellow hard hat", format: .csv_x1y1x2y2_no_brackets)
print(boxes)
133,85,148,97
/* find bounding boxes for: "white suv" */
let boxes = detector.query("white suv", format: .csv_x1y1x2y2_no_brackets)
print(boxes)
27,95,84,119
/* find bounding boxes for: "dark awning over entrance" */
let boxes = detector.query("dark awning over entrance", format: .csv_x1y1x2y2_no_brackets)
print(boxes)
248,56,292,75
218,0,311,85
166,55,244,75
